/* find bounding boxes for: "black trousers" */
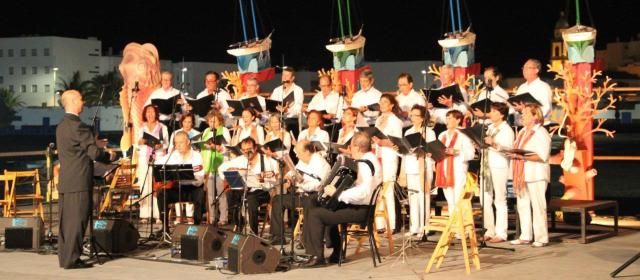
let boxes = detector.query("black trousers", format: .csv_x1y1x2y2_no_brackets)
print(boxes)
303,205,369,261
269,192,318,241
58,191,90,268
228,189,271,234
157,184,204,227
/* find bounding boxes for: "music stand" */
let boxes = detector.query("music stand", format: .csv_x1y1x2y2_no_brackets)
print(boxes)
223,171,252,235
152,164,195,243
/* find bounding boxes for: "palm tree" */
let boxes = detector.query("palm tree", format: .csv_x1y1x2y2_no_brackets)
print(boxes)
0,88,25,128
59,70,92,99
84,69,124,106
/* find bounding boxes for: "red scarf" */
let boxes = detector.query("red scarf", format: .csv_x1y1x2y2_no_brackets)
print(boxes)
435,131,458,188
511,127,536,195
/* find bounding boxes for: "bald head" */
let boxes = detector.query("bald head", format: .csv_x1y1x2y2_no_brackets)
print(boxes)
351,132,371,154
61,90,84,114
294,139,314,163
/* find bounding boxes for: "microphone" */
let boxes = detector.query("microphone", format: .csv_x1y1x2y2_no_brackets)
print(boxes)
485,78,493,91
132,81,140,93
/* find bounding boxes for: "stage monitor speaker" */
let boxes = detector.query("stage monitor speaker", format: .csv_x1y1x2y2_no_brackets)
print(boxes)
172,224,230,261
92,219,139,254
0,217,44,249
227,233,281,274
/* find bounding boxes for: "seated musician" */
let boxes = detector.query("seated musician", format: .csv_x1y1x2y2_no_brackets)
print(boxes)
301,131,382,267
218,137,279,234
269,140,331,245
155,131,205,228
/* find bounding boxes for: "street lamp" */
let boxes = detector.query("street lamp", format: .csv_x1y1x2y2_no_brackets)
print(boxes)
52,67,59,107
421,69,428,89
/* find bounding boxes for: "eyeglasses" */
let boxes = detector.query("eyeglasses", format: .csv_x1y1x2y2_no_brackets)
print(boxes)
241,148,254,154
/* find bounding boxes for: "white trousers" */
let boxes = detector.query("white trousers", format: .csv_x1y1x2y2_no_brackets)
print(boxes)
137,163,159,219
407,174,431,234
206,173,228,223
482,167,509,240
442,179,465,217
516,180,549,243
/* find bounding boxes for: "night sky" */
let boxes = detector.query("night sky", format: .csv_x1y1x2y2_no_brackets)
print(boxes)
1,0,638,77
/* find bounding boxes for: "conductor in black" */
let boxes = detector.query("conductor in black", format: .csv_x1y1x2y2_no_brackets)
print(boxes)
301,132,382,267
56,90,114,269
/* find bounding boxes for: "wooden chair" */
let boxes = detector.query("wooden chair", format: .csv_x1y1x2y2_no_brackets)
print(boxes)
3,169,44,219
424,172,480,275
99,163,137,217
0,173,17,217
371,181,395,255
339,183,384,267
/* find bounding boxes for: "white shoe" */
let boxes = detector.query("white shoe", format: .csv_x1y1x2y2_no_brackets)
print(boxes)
531,241,547,248
509,239,531,245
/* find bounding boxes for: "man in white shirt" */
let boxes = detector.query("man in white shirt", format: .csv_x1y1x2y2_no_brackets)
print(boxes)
428,65,468,135
155,131,205,228
145,71,187,134
395,73,426,127
218,137,279,234
269,140,331,244
240,78,267,122
513,59,553,124
270,67,305,138
194,71,232,130
351,70,382,126
301,132,382,267
308,75,344,123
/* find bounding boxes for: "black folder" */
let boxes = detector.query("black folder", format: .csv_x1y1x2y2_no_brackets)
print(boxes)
224,144,243,156
191,134,227,146
262,138,286,152
422,140,447,162
459,125,488,149
507,92,542,106
387,133,425,155
151,94,182,115
356,126,388,139
185,94,214,117
266,92,295,113
501,148,535,156
470,99,494,114
227,96,264,117
143,132,162,147
428,85,465,108
366,103,380,112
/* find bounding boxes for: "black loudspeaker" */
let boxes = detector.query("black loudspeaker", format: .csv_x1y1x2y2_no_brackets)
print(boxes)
227,233,281,274
172,224,230,262
92,219,139,254
0,217,44,249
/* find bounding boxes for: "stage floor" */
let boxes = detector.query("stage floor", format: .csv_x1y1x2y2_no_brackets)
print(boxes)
0,216,638,280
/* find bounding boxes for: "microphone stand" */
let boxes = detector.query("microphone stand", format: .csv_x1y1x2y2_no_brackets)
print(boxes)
477,83,514,252
40,143,57,254
327,86,345,165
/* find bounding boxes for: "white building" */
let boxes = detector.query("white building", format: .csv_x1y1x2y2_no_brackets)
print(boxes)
0,36,102,107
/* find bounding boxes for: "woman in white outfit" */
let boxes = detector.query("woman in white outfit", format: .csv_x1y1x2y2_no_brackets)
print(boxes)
136,104,168,223
372,94,403,232
510,104,551,248
401,105,436,238
482,102,514,243
434,110,475,216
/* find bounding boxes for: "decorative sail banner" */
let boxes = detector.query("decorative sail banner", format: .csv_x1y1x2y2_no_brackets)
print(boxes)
437,0,480,85
326,0,368,90
562,25,596,63
227,0,275,83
